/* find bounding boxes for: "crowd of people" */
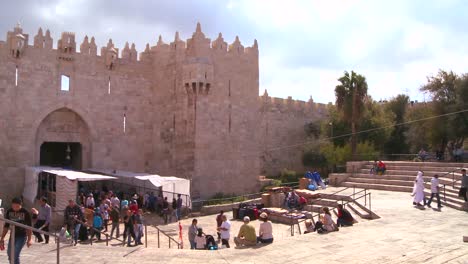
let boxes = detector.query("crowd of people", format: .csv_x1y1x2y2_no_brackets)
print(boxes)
63,188,184,246
63,192,147,247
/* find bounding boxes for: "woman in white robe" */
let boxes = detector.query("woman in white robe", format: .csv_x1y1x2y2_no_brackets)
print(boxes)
412,171,425,206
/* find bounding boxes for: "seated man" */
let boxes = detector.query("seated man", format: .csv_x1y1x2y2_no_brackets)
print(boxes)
234,216,257,247
376,160,386,175
418,149,428,161
298,196,307,210
336,204,354,227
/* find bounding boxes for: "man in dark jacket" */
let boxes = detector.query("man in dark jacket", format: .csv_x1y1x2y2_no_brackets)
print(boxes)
64,199,84,246
336,204,354,227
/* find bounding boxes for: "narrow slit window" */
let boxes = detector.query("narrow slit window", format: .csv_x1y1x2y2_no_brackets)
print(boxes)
60,75,70,91
108,76,111,94
229,105,232,133
15,66,18,86
124,114,127,133
228,80,231,97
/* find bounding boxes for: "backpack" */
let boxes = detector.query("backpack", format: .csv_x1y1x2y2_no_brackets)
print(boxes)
205,235,218,250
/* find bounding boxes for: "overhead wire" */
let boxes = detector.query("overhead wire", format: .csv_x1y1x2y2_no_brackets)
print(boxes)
261,107,468,153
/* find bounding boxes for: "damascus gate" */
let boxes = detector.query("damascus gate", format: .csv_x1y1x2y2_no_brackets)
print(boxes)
0,23,327,200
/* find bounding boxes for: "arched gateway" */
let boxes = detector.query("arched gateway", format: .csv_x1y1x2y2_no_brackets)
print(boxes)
35,108,91,170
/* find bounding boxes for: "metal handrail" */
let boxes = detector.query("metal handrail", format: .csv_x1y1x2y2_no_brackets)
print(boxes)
435,168,464,189
154,225,181,249
0,216,61,263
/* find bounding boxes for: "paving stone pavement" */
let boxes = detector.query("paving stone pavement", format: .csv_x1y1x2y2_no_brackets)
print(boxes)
1,188,467,263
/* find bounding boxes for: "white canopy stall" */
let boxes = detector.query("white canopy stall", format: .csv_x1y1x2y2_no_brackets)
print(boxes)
23,167,117,210
88,169,191,207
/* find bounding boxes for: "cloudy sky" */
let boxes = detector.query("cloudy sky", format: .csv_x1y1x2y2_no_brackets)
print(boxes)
2,0,468,103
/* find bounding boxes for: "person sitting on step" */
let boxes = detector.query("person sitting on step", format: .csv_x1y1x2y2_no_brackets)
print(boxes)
336,204,354,227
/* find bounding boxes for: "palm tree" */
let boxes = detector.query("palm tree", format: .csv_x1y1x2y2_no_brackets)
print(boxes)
335,71,368,160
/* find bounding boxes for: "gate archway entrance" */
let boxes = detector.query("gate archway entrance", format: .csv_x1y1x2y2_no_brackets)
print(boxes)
35,108,91,169
40,142,82,170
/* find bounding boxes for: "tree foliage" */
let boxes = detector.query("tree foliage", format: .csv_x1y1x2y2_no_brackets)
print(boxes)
335,71,369,158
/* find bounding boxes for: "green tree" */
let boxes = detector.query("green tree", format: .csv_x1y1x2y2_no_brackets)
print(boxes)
384,94,410,154
420,70,468,156
335,71,368,159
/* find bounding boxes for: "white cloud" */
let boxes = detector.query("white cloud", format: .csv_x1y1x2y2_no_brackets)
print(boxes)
4,0,468,104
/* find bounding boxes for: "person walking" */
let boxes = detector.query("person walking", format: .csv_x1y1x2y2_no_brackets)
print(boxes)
33,197,51,244
123,210,136,247
427,174,442,209
133,209,144,245
217,215,231,248
109,206,120,239
0,197,32,264
176,194,183,221
162,197,169,224
64,199,84,246
216,210,224,241
188,219,198,249
411,171,426,207
459,169,468,203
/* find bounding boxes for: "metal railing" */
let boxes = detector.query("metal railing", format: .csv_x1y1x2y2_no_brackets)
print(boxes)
292,187,375,235
154,225,181,249
192,181,300,209
0,216,61,263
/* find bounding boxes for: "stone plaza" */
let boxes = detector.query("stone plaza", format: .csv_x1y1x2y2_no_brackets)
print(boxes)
1,188,467,263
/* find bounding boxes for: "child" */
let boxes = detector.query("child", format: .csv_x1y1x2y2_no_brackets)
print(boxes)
195,228,206,250
427,174,441,208
101,204,110,232
91,209,103,240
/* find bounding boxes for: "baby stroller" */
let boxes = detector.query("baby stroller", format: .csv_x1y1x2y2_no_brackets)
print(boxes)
205,235,218,250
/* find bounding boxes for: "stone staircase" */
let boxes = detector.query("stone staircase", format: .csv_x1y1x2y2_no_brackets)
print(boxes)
303,189,380,223
338,161,468,210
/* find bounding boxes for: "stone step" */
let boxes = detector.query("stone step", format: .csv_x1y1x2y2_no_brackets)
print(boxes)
349,174,462,189
351,173,454,183
346,177,415,187
363,161,468,168
341,182,413,192
308,198,340,207
361,165,464,173
340,182,466,211
359,169,456,177
346,203,370,219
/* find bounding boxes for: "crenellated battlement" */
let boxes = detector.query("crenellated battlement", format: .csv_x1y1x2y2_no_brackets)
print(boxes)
260,90,327,115
2,22,257,64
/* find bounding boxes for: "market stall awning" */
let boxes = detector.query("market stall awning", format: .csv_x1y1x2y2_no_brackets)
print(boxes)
41,168,117,181
88,168,191,198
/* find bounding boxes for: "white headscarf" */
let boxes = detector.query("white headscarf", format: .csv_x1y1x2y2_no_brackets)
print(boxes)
416,171,424,186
